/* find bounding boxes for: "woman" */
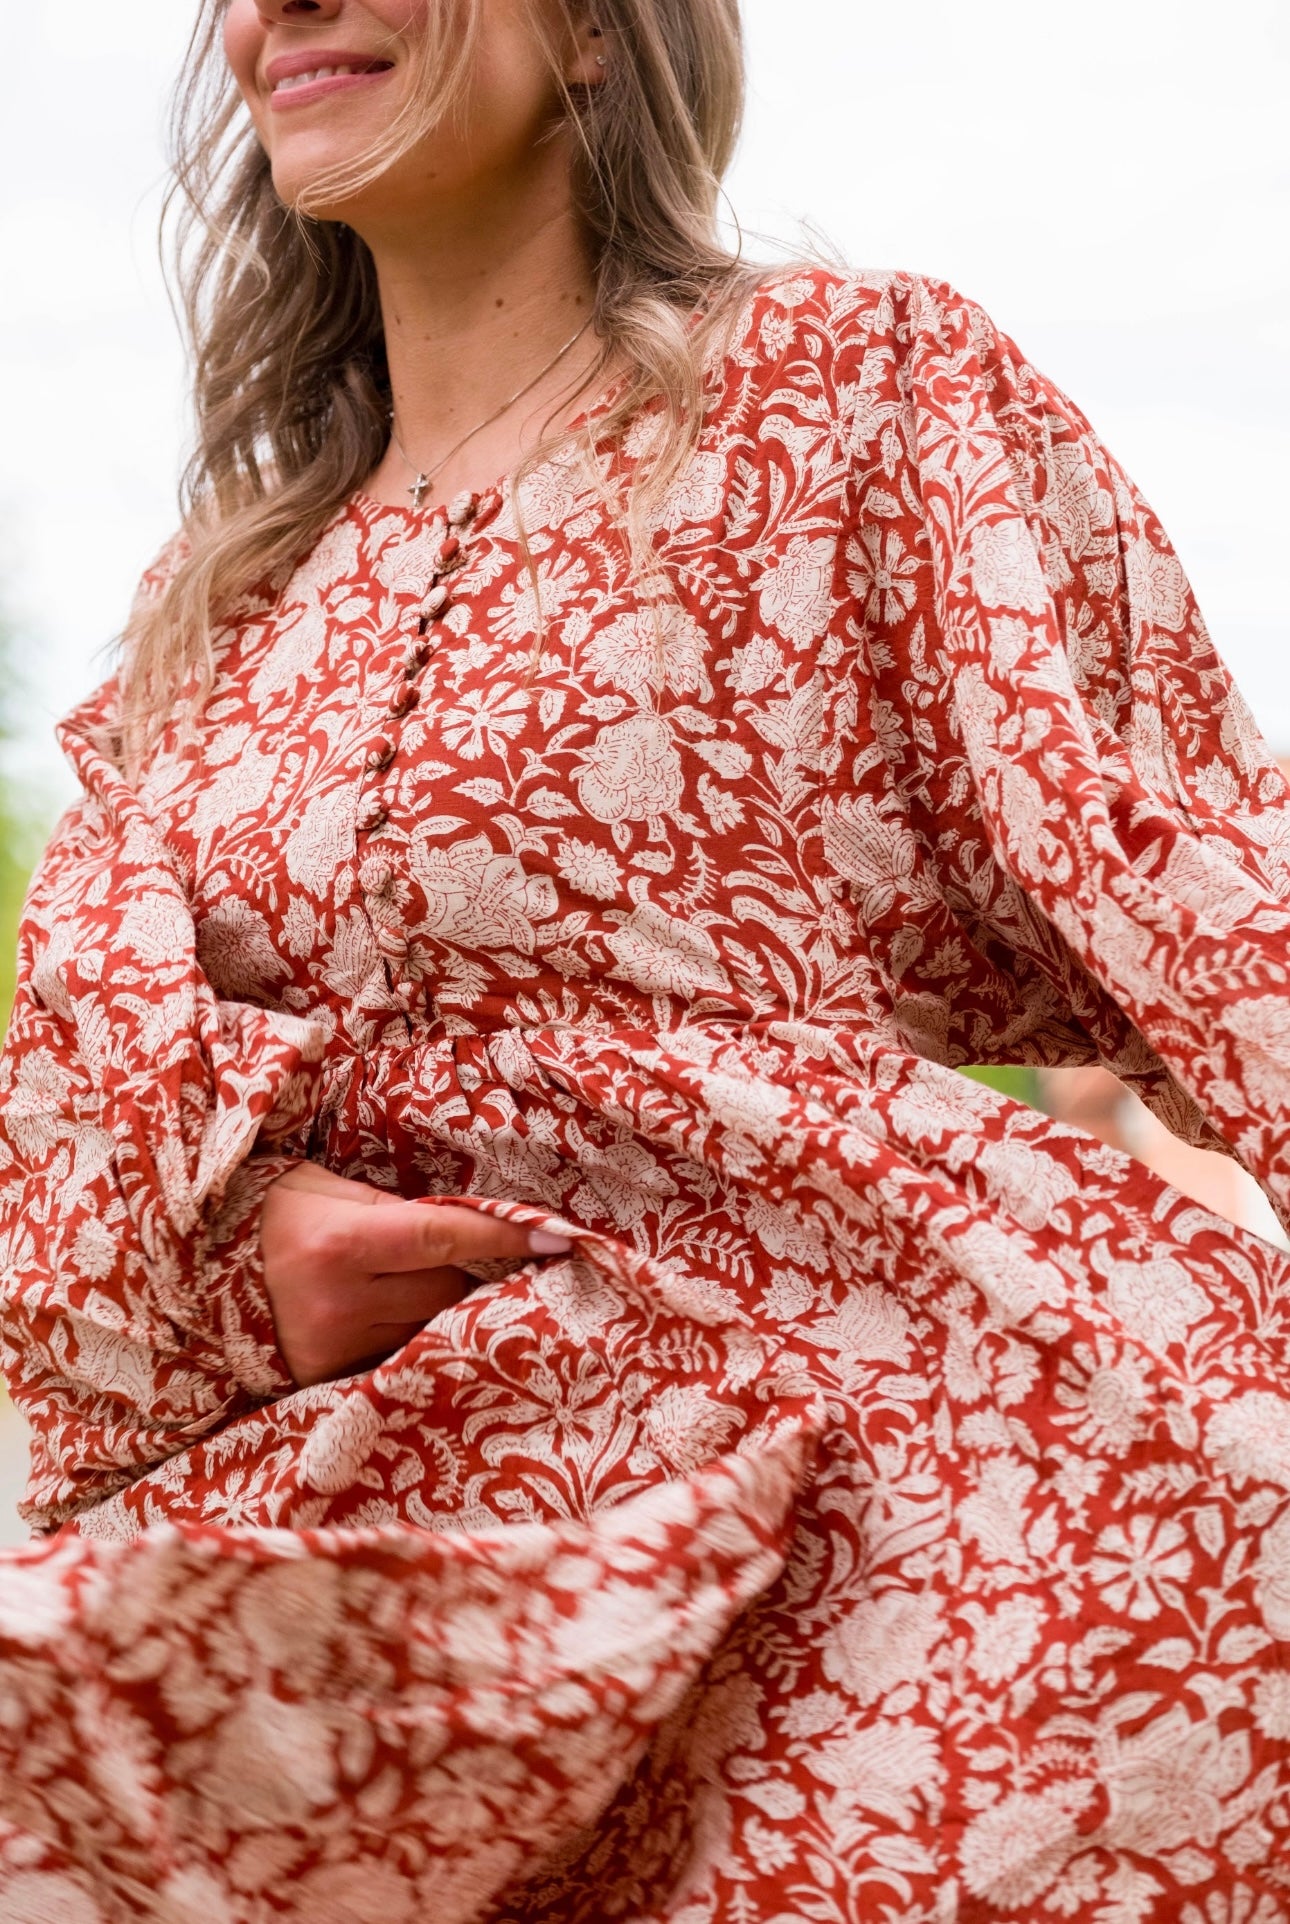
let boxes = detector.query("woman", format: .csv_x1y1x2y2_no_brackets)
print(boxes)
0,0,1288,1916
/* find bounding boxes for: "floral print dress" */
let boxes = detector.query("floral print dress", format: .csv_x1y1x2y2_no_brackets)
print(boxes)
1,269,1289,1924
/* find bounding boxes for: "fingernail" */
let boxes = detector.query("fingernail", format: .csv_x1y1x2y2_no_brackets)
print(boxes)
529,1229,573,1256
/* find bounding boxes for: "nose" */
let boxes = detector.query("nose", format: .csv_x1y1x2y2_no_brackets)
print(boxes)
254,0,343,19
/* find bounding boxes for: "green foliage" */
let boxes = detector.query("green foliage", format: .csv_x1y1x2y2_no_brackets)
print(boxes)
0,597,49,1036
0,834,31,1029
960,1064,1041,1108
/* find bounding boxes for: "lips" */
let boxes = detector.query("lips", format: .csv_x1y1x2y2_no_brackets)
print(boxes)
264,50,395,107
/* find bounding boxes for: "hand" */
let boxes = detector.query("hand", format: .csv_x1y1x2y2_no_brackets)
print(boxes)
260,1162,571,1388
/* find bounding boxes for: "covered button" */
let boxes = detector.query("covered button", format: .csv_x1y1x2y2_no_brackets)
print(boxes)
365,736,395,771
357,801,389,833
389,683,420,718
447,489,477,528
436,535,461,569
359,857,394,895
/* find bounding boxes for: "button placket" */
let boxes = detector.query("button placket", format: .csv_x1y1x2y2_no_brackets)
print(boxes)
380,497,478,727
354,488,492,896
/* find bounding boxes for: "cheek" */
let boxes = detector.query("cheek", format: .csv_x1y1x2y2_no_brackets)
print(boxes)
364,0,427,31
464,5,566,148
221,0,264,108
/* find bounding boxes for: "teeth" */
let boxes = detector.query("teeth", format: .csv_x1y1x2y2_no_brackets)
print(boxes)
275,65,373,93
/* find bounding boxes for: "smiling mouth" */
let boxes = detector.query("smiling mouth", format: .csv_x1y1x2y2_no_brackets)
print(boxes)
272,60,394,98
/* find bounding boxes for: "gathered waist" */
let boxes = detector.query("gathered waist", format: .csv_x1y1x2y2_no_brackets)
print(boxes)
296,1010,905,1192
307,1014,736,1155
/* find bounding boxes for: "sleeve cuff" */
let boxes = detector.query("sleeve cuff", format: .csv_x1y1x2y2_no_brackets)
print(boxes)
195,1151,301,1402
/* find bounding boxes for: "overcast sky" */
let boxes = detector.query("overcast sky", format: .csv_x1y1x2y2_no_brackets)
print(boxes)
1,0,1287,805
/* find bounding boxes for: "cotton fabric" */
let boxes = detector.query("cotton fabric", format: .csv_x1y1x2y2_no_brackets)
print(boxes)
1,270,1290,1920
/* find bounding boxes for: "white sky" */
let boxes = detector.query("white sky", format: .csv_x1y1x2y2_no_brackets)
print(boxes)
1,0,1287,804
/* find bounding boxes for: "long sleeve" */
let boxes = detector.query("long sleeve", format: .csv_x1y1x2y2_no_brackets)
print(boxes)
827,274,1290,1222
0,689,328,1529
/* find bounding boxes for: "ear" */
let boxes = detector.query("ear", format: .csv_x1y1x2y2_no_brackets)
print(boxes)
565,17,610,88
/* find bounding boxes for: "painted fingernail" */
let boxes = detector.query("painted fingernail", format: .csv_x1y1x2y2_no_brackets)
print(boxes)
528,1229,573,1255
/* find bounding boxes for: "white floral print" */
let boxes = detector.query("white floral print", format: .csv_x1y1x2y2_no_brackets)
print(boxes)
0,269,1287,1921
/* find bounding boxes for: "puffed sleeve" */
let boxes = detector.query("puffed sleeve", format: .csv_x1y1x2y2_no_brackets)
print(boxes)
0,683,329,1530
827,274,1290,1225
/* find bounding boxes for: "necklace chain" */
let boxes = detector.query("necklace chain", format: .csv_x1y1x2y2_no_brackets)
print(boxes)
388,319,593,511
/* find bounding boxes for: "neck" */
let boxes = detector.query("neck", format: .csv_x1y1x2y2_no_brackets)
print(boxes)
362,159,601,481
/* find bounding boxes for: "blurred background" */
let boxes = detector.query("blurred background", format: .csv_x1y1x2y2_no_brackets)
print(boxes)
0,0,1286,1538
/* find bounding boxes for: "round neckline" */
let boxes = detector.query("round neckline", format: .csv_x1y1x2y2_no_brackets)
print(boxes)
347,279,768,530
351,482,491,528
351,364,634,529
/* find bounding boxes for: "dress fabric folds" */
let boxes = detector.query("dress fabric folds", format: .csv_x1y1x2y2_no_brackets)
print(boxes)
1,269,1290,1922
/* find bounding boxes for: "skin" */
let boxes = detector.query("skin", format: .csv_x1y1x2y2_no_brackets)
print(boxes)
223,0,610,509
260,1164,570,1388
223,0,612,1384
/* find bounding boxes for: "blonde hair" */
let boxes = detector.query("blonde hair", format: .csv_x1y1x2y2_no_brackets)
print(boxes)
120,0,759,760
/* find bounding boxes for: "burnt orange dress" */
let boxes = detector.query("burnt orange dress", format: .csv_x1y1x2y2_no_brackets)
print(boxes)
1,271,1290,1921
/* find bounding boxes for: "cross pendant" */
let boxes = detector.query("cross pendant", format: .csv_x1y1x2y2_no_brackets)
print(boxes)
408,473,432,511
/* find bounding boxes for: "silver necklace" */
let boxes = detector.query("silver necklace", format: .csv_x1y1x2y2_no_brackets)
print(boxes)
389,318,593,511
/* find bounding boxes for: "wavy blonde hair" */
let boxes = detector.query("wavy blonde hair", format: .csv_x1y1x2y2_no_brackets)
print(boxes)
119,0,758,762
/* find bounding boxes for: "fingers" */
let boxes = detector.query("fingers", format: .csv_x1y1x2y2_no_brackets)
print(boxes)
342,1200,572,1278
291,1266,478,1386
272,1263,473,1388
272,1162,396,1204
265,1185,575,1386
361,1266,470,1326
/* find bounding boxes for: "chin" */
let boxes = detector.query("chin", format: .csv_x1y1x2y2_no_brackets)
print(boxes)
261,124,387,217
270,160,362,220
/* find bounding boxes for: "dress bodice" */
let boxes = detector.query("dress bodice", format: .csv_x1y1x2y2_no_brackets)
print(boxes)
135,300,883,1063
